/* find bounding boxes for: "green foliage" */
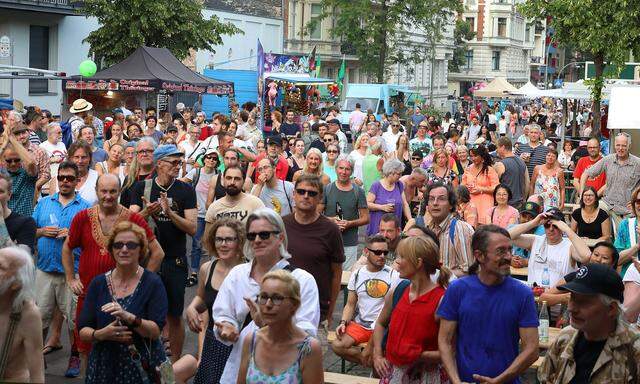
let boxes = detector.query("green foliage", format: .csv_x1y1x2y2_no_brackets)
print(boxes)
80,0,243,67
306,0,461,83
449,19,476,73
519,0,640,129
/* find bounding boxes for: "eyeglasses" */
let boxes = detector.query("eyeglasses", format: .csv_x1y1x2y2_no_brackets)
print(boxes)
323,138,334,142
247,231,280,241
295,188,319,197
138,149,154,155
411,157,422,161
367,248,390,256
256,293,290,306
57,174,77,182
112,241,141,250
214,236,238,244
4,158,20,164
326,150,338,154
162,159,184,167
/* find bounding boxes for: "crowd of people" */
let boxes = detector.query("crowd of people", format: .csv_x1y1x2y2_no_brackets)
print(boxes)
0,96,640,384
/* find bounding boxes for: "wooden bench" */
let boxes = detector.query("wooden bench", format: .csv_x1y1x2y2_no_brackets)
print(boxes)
324,372,378,384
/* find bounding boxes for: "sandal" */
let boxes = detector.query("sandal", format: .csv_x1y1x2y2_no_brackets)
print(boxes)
43,345,63,355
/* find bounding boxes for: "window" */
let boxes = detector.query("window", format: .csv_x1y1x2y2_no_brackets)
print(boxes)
492,51,501,70
29,25,49,94
525,24,531,42
327,67,334,78
465,17,475,32
309,4,322,39
497,18,507,37
465,50,473,70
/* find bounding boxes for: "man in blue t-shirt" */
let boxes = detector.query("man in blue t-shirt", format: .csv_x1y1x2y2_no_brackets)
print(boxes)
438,225,539,384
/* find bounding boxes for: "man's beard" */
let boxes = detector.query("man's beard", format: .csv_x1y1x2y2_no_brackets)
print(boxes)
226,186,241,196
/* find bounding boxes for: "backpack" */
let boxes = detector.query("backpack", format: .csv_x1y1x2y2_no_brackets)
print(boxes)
60,120,74,148
414,217,457,245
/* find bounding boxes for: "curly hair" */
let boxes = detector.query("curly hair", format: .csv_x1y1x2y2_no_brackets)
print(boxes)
202,218,246,260
107,221,149,264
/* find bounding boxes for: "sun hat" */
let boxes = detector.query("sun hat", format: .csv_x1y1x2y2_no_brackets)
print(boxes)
69,99,93,114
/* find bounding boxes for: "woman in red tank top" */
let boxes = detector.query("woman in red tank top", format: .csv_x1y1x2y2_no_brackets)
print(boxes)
371,236,452,384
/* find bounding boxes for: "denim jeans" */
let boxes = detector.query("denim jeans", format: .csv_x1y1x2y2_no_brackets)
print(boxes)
190,217,206,272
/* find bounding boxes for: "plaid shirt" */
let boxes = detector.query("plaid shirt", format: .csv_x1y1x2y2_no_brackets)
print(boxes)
8,168,38,216
27,142,50,183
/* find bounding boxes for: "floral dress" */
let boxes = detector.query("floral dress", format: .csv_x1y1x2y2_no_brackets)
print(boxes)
245,331,311,384
534,172,560,210
425,167,457,187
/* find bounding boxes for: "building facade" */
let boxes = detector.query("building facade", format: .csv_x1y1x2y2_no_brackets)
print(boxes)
448,0,534,97
284,0,454,110
0,1,98,114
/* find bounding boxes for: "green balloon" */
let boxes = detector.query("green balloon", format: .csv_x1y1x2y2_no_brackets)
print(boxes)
79,60,97,77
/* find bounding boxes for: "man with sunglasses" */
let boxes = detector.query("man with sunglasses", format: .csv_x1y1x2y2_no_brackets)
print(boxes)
284,174,345,350
333,234,399,364
130,144,197,362
32,161,90,377
509,207,591,287
382,120,403,152
3,139,39,217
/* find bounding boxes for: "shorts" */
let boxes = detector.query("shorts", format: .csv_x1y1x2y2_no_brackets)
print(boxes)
35,269,76,330
159,257,188,317
345,322,373,345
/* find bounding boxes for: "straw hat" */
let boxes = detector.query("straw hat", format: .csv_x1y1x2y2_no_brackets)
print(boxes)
69,98,93,113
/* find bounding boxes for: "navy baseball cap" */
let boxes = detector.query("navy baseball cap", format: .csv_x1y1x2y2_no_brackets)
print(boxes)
558,263,624,302
520,201,541,217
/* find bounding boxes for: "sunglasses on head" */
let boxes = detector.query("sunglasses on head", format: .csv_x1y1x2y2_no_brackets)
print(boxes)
247,231,280,241
367,248,389,256
57,174,77,182
112,241,141,250
295,188,319,197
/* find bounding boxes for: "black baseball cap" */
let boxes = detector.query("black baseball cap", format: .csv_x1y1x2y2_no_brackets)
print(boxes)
266,135,282,146
558,263,624,302
327,118,341,125
519,201,541,217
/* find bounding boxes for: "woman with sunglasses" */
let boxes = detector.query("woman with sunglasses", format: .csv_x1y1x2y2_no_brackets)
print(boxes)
323,143,340,182
213,208,320,383
237,269,323,384
175,218,245,384
461,144,499,225
78,221,168,383
371,237,450,383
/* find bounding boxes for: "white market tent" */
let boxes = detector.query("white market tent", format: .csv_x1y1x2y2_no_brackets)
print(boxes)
473,77,519,98
533,80,616,100
511,81,542,98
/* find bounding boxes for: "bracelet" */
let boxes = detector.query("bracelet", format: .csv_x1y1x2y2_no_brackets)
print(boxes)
92,329,98,342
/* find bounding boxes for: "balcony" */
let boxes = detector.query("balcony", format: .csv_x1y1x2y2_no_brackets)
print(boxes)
486,36,510,47
0,0,82,14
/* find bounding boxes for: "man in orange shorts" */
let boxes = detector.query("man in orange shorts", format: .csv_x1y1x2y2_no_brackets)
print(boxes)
332,234,399,364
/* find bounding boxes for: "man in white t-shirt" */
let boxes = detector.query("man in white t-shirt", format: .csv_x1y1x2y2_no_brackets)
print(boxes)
509,208,590,287
382,120,403,152
179,125,203,175
332,234,399,364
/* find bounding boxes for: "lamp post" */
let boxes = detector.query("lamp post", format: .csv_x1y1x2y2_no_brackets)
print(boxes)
555,61,584,85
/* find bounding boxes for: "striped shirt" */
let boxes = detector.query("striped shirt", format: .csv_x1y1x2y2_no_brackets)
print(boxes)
515,142,549,177
32,193,90,273
428,214,475,275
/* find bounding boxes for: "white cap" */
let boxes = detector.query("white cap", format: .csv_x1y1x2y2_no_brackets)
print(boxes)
176,102,185,111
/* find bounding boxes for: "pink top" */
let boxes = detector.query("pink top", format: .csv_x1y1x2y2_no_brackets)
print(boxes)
487,205,520,229
461,165,499,225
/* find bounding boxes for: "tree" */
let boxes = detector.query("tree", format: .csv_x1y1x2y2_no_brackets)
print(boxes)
519,0,640,132
449,19,476,73
307,0,461,83
81,0,242,67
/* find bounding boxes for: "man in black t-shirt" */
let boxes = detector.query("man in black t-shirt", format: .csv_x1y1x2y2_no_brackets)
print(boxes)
130,144,197,362
280,110,300,137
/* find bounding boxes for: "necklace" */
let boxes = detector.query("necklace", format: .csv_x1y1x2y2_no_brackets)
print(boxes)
155,177,175,192
113,266,141,297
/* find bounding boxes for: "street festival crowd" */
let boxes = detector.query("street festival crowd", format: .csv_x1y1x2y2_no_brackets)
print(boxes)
1,96,640,384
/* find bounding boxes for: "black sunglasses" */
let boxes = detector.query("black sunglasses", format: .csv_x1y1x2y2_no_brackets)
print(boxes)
112,241,141,250
247,231,280,241
543,222,558,229
411,157,422,161
295,188,319,197
4,158,20,164
57,174,77,182
367,248,389,256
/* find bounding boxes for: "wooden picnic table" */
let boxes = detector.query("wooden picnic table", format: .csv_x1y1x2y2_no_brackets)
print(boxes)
511,266,528,278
